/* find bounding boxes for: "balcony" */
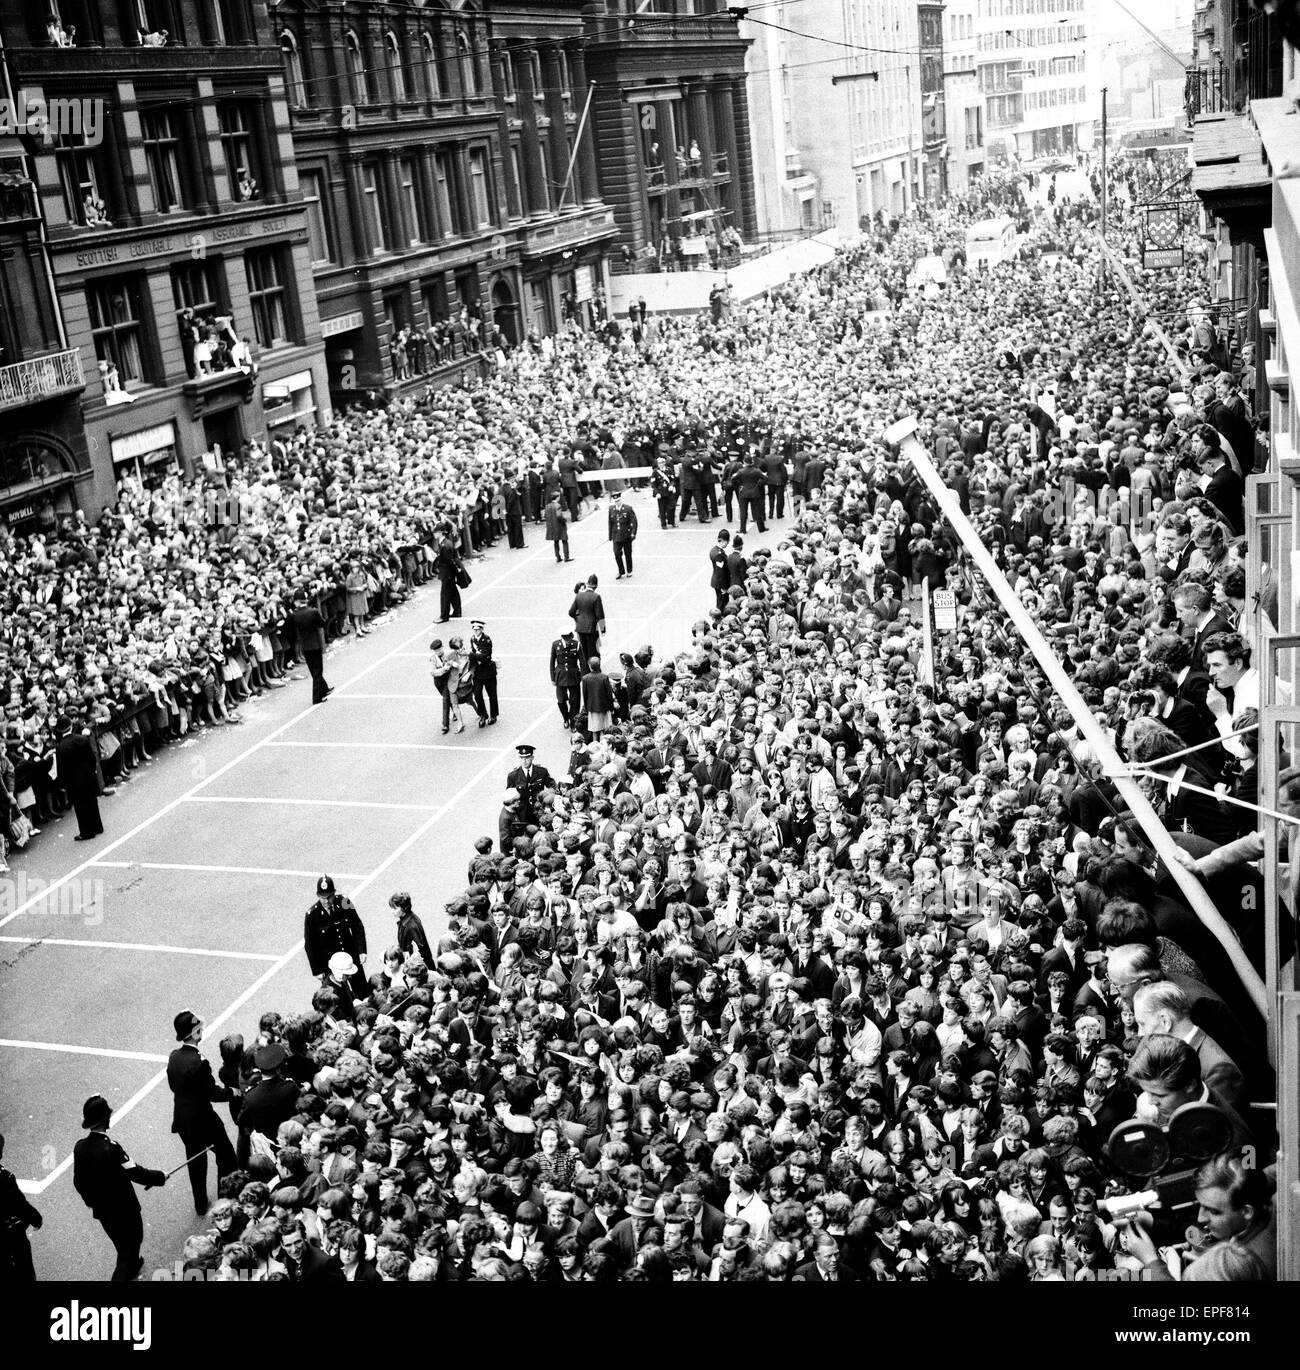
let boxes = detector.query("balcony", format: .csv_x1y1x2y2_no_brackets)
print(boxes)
0,349,86,414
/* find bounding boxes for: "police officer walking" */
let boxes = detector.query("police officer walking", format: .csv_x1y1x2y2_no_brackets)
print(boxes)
0,1133,42,1281
549,629,583,730
304,876,367,996
166,1009,237,1216
468,619,499,728
608,490,639,579
72,1095,166,1281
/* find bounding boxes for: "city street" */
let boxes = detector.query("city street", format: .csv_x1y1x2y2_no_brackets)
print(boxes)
0,490,774,1280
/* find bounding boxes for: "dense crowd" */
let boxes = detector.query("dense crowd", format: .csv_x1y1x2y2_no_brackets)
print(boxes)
7,149,1284,1282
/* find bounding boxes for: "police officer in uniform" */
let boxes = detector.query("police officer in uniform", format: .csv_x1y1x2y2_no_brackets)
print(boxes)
608,491,639,579
166,1009,237,1215
237,1045,300,1166
0,1133,42,1281
549,630,583,730
304,875,367,996
468,619,499,728
72,1095,166,1281
506,744,553,827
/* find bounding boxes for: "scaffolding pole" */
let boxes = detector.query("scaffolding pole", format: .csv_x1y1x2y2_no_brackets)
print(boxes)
884,414,1268,1021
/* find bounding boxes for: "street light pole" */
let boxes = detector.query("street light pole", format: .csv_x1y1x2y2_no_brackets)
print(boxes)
1100,85,1108,241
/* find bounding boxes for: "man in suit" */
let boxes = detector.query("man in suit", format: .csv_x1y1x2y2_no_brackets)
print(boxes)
1037,918,1088,997
53,714,102,841
1154,513,1195,584
568,574,606,667
726,536,749,598
763,448,788,520
304,875,367,987
167,1009,237,1215
1173,582,1232,673
558,451,582,521
1133,981,1247,1113
1206,375,1256,475
733,453,766,533
1197,429,1245,534
1126,1033,1254,1157
709,529,731,611
796,1232,860,1282
290,589,331,704
608,490,638,578
468,619,499,728
73,1094,167,1281
549,631,583,730
432,534,465,623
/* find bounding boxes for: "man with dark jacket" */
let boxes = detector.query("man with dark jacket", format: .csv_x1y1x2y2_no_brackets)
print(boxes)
73,1094,166,1281
390,892,434,967
608,491,639,578
167,1009,237,1215
0,1133,42,1281
726,536,749,595
238,1044,301,1163
468,619,498,727
550,630,583,729
733,454,766,533
304,875,367,983
290,590,331,705
432,535,465,623
568,575,606,667
709,529,731,611
763,449,788,520
678,450,708,524
53,714,102,840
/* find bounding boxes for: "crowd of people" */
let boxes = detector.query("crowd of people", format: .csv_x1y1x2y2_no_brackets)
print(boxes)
44,150,1265,1285
0,138,1282,1282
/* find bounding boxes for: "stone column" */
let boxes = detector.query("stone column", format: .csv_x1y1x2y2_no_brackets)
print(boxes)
489,43,523,220
541,43,573,210
566,40,601,206
513,47,548,217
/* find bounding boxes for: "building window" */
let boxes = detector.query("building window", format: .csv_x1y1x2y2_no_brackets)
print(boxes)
281,29,310,107
385,31,407,101
345,29,376,104
433,151,455,236
421,32,442,98
469,148,493,227
133,0,182,46
245,249,291,348
300,168,333,263
140,108,188,212
362,161,389,251
218,104,260,202
457,32,482,97
171,260,223,315
537,141,553,213
87,278,148,386
400,155,426,243
53,129,112,226
206,0,253,45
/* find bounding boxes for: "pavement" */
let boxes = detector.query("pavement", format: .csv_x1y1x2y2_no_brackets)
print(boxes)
0,486,779,1280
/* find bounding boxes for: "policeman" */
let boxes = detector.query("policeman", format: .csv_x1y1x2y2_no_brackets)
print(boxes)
506,744,553,827
0,1132,42,1281
72,1095,166,1281
549,629,583,730
304,875,367,994
166,1009,237,1216
468,619,499,728
237,1044,300,1166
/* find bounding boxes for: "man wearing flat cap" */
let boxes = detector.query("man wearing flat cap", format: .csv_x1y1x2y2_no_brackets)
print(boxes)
166,1009,237,1215
72,1094,166,1281
304,874,367,990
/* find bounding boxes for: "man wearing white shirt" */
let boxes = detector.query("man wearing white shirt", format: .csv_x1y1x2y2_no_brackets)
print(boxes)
724,1166,770,1247
1205,631,1291,757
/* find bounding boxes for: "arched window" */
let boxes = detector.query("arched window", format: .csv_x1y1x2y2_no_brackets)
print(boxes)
345,28,375,104
385,30,407,101
280,29,309,108
421,32,442,98
457,31,482,97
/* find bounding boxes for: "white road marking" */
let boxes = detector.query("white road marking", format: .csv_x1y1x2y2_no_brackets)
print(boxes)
0,936,280,961
265,740,510,754
88,861,367,880
183,796,442,811
0,1039,169,1063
